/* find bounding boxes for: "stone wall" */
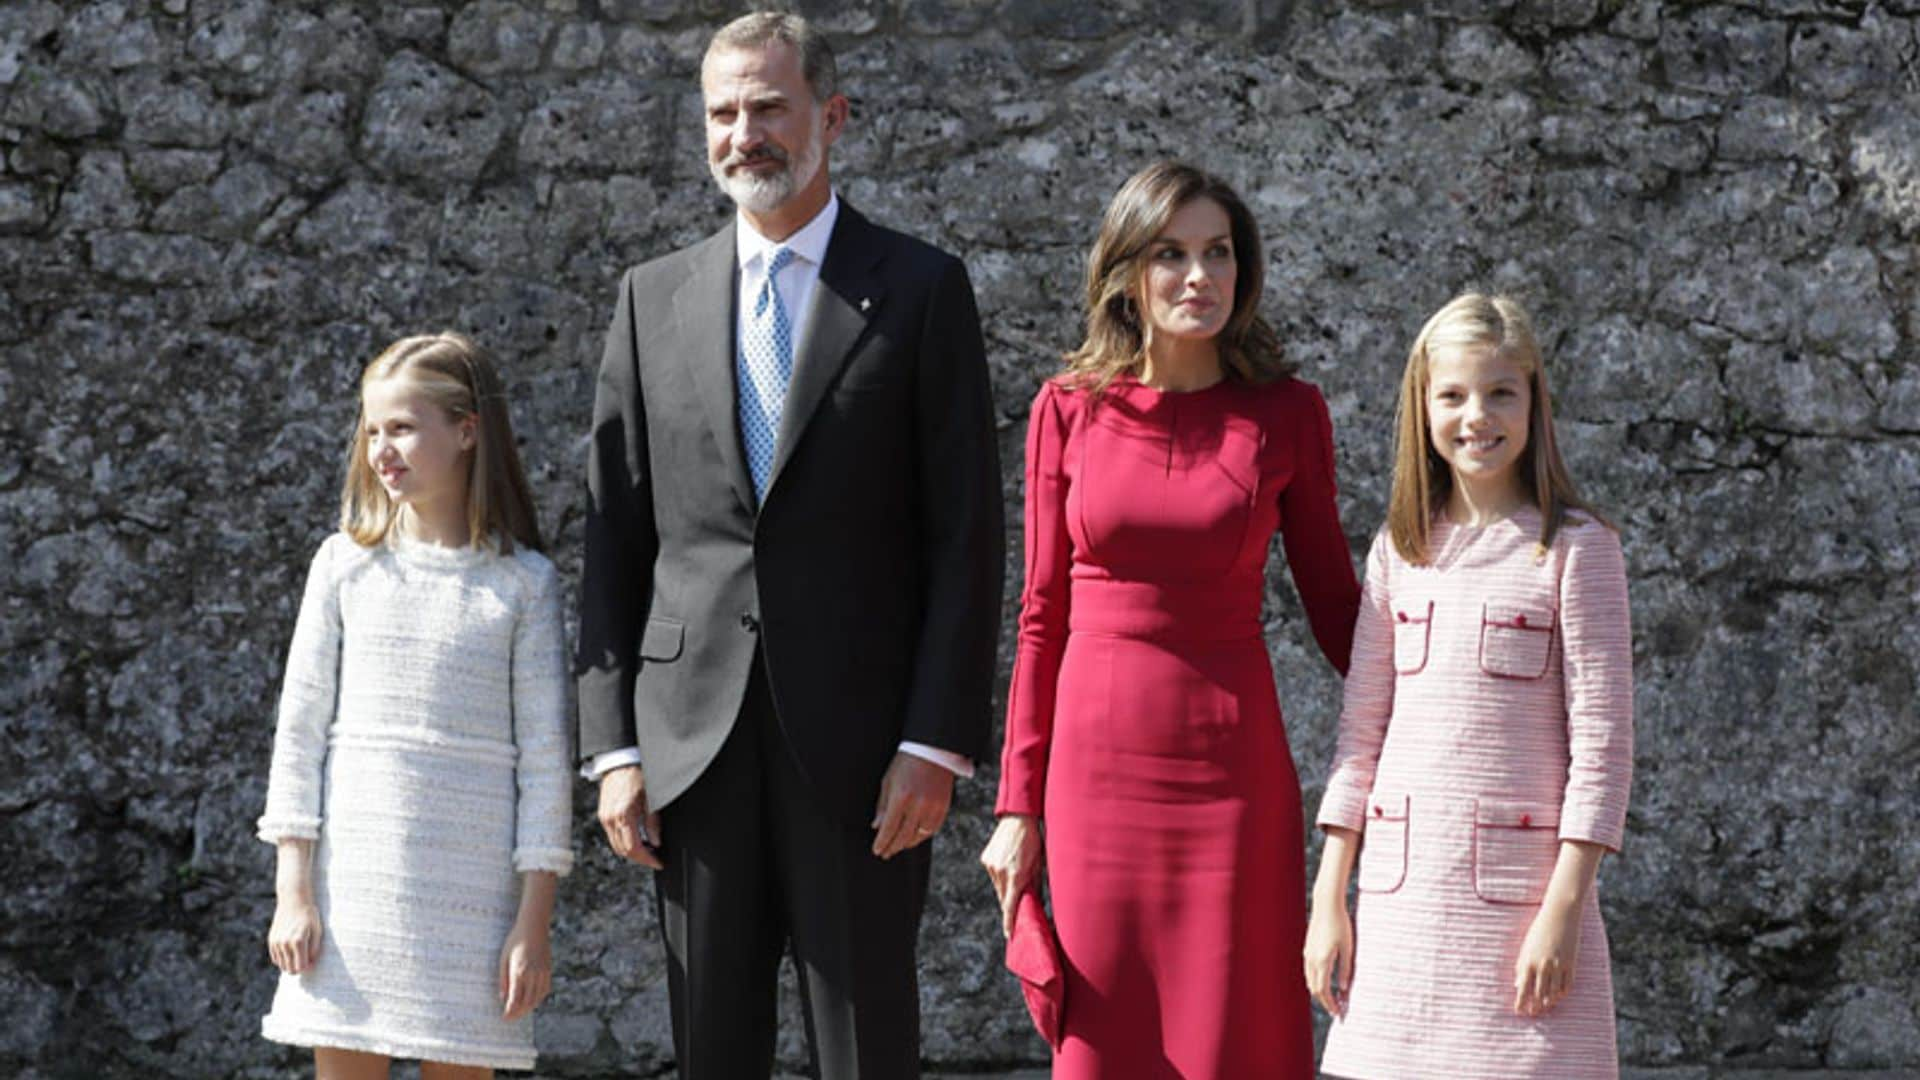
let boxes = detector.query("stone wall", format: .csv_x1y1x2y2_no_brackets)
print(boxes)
3,0,1917,1075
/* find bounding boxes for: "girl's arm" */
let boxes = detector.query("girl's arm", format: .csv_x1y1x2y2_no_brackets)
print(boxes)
1515,524,1634,1014
267,838,323,974
1277,382,1361,674
1315,533,1398,830
1304,825,1361,1015
510,561,575,878
499,563,573,1020
500,870,558,1020
981,384,1075,936
1513,838,1606,1015
1304,536,1396,1012
258,537,344,845
259,538,344,972
1556,524,1634,852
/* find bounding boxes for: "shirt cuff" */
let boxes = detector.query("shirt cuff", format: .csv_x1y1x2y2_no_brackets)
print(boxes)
899,741,974,779
583,747,645,781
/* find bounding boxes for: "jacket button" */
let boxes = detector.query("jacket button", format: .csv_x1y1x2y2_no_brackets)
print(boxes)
1515,614,1528,628
1520,813,1532,827
739,613,759,633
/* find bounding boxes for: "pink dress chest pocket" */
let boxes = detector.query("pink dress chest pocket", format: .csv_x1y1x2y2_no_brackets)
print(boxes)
1478,601,1555,680
1391,600,1435,675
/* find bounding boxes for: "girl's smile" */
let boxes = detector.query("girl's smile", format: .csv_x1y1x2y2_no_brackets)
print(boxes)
1427,345,1530,494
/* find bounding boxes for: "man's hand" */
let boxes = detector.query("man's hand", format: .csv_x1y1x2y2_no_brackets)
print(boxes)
598,764,664,869
870,751,954,860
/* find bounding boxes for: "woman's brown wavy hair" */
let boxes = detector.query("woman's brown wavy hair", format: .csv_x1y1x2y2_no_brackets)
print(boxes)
1062,160,1294,396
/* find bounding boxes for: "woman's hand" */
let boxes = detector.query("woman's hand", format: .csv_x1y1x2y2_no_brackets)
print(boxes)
267,896,324,975
1303,896,1354,1017
1513,899,1582,1016
499,918,554,1021
979,814,1043,938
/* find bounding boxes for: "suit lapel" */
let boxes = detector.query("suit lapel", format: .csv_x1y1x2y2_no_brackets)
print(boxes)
669,222,757,516
767,205,887,497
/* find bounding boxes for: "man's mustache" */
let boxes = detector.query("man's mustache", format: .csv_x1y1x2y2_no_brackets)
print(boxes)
722,146,790,170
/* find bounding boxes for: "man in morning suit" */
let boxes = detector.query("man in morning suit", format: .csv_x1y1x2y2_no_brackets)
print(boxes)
575,12,1004,1078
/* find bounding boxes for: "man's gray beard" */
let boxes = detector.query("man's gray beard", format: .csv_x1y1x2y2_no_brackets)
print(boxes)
716,166,794,214
712,138,823,216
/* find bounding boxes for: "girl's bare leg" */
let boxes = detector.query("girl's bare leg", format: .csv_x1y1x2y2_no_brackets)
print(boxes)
420,1062,492,1080
315,1047,390,1080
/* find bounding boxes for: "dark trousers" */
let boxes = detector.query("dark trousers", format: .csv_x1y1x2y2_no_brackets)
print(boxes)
654,657,931,1079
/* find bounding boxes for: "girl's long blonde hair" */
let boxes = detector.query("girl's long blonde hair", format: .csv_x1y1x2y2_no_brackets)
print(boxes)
340,332,543,553
1387,293,1610,564
1062,160,1294,396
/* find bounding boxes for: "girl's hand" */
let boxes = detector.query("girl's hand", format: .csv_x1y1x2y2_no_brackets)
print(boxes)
499,919,554,1021
978,814,1043,938
1513,899,1582,1016
1303,896,1354,1017
267,898,324,975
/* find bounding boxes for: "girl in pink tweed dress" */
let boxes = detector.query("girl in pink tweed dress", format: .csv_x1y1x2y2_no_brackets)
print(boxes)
1304,294,1634,1079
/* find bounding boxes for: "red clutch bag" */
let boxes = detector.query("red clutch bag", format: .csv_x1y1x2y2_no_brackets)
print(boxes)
1004,888,1065,1050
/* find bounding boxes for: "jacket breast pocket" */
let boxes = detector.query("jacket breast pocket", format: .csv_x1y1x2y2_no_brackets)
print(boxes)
1356,792,1409,894
1473,798,1560,905
1478,602,1554,680
639,616,684,662
1392,600,1434,675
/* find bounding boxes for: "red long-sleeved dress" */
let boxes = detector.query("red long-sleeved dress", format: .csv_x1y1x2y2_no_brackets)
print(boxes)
997,373,1360,1078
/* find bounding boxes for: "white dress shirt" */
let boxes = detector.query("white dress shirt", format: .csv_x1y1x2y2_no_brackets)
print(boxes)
588,193,973,783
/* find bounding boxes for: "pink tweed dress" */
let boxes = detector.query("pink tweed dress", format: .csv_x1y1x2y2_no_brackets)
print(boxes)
1317,508,1633,1080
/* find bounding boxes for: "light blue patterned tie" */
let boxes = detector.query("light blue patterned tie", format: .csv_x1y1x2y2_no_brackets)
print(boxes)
738,245,796,503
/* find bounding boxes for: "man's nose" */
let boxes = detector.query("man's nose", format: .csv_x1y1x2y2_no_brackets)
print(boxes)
732,112,762,150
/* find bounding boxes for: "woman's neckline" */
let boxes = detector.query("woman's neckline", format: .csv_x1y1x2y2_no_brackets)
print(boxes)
1118,371,1231,396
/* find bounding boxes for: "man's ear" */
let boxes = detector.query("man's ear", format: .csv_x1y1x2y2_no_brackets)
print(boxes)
821,93,850,146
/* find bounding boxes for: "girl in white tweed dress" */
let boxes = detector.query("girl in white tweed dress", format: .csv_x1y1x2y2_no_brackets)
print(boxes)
257,332,573,1078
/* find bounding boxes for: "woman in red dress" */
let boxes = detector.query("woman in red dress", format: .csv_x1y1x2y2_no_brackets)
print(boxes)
981,161,1361,1078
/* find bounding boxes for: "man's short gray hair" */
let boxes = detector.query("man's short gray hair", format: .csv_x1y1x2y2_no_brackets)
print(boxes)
706,12,839,102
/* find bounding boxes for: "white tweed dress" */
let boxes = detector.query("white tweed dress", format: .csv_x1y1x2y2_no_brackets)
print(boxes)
257,532,574,1070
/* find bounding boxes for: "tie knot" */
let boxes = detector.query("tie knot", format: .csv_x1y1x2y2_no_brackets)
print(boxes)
766,245,795,277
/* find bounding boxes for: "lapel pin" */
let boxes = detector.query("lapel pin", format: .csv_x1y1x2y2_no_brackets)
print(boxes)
859,297,872,312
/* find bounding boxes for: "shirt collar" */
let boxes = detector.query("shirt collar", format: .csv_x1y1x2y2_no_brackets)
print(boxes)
736,190,839,275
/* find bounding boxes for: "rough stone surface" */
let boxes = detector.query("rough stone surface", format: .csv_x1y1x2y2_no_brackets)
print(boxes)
2,1,1917,1077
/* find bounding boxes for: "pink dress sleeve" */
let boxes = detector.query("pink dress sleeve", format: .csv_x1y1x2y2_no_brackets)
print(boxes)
996,382,1074,817
1556,522,1634,851
1316,531,1397,832
1277,381,1360,675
